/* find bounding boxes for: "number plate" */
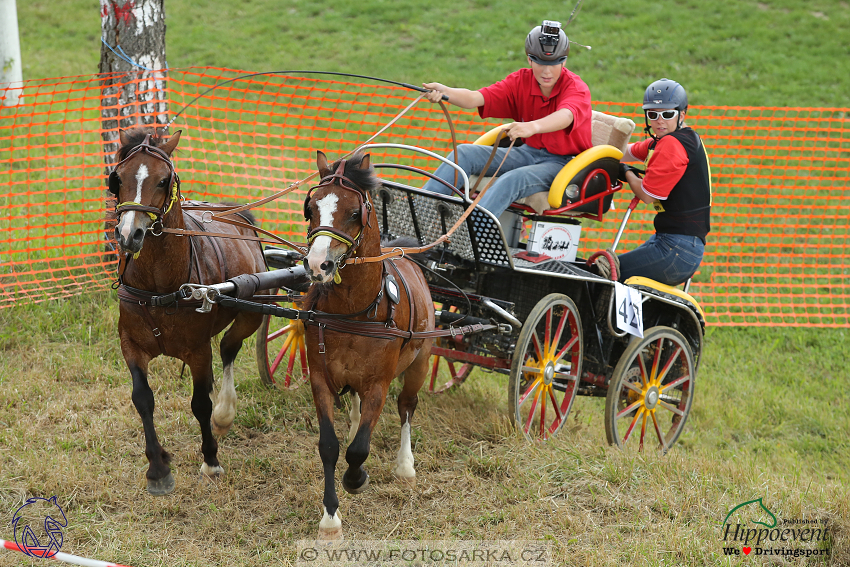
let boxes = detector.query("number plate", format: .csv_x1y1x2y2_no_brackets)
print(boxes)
614,282,644,338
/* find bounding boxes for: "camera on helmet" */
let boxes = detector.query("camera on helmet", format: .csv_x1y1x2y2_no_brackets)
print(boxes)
541,20,562,37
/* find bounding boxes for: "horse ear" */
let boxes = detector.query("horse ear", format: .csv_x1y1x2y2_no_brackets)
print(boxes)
108,171,120,196
160,130,182,156
118,129,130,147
317,151,331,178
303,194,312,220
359,153,371,170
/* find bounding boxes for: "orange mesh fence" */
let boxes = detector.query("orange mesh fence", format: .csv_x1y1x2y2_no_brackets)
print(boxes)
1,67,848,326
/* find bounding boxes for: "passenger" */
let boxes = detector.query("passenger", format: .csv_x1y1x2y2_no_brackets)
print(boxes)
421,19,593,219
612,78,712,287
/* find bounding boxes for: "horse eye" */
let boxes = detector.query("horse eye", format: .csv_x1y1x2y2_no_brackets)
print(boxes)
350,211,361,221
158,178,169,187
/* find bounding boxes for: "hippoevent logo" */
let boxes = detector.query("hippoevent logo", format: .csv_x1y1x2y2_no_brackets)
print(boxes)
721,498,831,559
11,496,67,559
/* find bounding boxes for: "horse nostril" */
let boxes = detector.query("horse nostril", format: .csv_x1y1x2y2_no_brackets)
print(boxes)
131,227,145,246
320,260,333,273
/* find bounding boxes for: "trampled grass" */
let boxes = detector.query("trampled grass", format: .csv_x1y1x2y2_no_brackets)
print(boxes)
0,292,848,566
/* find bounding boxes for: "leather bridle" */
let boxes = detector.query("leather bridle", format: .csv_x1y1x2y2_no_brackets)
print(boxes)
110,134,181,229
303,159,374,272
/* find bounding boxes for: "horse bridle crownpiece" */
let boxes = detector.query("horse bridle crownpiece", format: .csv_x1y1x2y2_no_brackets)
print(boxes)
109,134,181,229
303,159,373,271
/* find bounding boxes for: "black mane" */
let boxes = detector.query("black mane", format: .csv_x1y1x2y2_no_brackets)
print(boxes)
115,127,170,162
328,151,379,193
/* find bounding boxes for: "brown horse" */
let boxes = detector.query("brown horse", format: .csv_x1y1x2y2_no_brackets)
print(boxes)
303,151,434,539
110,128,266,495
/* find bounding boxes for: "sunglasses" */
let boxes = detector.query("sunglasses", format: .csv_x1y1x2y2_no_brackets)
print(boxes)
646,109,679,121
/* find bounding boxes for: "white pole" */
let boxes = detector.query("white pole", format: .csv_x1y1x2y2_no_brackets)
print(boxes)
0,0,23,106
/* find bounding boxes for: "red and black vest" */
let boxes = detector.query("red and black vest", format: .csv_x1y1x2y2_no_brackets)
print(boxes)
647,128,712,243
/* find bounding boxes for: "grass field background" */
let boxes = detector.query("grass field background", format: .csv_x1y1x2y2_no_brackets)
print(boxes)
2,0,849,565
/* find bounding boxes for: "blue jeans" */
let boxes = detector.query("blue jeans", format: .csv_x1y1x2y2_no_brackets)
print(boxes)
618,233,704,286
422,144,572,217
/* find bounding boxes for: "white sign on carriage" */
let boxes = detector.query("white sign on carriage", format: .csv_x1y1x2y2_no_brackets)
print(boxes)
526,221,582,262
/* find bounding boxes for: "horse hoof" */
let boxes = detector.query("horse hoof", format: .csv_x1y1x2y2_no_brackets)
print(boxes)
199,463,225,481
147,472,175,496
342,472,369,495
396,474,417,489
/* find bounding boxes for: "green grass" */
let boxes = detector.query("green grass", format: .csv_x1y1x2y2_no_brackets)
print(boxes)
0,292,847,566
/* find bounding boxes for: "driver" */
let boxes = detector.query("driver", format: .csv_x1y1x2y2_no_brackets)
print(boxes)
613,78,712,286
421,20,593,219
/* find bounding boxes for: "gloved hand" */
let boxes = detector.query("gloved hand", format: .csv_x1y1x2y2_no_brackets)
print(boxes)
618,162,634,182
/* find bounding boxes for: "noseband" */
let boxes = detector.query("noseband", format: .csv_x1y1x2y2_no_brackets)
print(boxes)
111,134,181,228
304,159,373,270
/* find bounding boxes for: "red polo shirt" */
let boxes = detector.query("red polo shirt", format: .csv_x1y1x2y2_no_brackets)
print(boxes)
478,67,593,156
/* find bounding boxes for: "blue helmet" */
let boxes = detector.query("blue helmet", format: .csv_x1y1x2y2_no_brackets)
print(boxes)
642,78,688,112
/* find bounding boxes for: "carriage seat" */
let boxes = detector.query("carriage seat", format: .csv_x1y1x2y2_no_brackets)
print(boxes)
470,111,636,219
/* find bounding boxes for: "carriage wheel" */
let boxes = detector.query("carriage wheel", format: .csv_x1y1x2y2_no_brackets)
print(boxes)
256,313,309,389
604,326,695,453
427,355,474,394
508,293,583,441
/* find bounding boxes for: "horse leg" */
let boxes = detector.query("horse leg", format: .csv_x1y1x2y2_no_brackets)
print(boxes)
185,347,223,479
315,390,342,540
212,312,262,436
127,354,175,496
342,384,388,495
347,392,361,444
395,349,430,487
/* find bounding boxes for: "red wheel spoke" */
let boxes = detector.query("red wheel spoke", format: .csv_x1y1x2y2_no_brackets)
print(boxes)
519,377,542,406
553,334,579,365
543,309,553,357
639,410,648,452
539,389,548,439
547,387,564,429
651,411,668,451
550,309,568,355
267,323,293,343
429,356,440,390
523,387,542,433
269,331,295,376
637,353,649,387
284,345,299,387
531,330,544,362
650,337,665,382
660,373,690,392
657,399,685,416
655,346,682,385
616,399,643,420
298,335,309,378
622,407,643,443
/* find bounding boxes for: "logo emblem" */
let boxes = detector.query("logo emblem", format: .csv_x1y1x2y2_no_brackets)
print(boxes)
12,496,67,559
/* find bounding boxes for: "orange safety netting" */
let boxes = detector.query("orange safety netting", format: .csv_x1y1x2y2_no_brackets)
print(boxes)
1,67,848,326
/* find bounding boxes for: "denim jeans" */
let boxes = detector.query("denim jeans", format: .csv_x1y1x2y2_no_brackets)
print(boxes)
422,143,572,217
618,233,705,286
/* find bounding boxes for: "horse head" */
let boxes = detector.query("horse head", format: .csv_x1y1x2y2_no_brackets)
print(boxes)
110,128,182,255
303,151,378,284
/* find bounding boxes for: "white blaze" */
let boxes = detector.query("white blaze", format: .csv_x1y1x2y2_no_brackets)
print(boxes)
117,164,148,241
306,193,339,275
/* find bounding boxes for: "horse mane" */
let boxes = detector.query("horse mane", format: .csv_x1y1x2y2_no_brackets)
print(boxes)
115,127,170,162
328,152,380,194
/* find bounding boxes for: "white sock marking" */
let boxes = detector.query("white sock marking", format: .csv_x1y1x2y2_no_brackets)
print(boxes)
395,416,415,479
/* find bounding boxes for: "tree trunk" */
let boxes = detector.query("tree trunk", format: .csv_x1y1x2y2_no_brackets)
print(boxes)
99,0,168,166
99,0,168,253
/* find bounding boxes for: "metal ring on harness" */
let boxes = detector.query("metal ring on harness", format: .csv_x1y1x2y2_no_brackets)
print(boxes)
201,210,214,223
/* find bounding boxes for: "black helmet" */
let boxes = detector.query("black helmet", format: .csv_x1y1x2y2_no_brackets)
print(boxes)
642,78,688,111
525,20,569,65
